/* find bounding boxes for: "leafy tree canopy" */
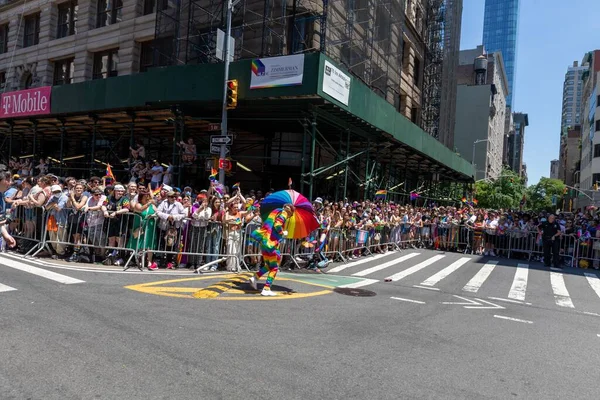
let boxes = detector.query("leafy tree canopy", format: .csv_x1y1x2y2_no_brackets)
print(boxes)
474,168,526,210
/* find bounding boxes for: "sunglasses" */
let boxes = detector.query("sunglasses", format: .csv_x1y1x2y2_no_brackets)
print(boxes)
93,193,101,196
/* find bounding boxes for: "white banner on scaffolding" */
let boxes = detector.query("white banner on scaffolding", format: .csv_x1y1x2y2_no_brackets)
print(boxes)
322,60,351,106
250,54,305,89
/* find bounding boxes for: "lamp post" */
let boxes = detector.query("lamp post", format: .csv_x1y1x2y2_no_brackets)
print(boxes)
219,0,239,184
472,138,489,180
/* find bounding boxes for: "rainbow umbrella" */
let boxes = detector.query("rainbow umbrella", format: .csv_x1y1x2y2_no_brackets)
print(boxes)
260,190,319,239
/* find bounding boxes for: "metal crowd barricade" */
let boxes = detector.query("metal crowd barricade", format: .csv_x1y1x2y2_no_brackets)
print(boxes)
139,217,243,272
574,236,600,270
37,207,143,270
506,228,535,260
7,205,46,256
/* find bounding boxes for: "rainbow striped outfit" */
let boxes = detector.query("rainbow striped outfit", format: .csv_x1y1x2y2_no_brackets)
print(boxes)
250,208,289,290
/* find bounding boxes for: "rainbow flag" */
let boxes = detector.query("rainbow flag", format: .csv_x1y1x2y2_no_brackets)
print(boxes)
232,182,240,191
151,184,162,198
461,196,467,203
209,168,218,182
473,199,478,206
105,164,115,181
375,190,387,200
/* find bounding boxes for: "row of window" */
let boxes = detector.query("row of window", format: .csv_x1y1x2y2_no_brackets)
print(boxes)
0,0,167,52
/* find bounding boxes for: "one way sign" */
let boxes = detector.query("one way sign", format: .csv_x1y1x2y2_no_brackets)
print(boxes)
441,295,504,310
210,145,229,155
210,135,232,145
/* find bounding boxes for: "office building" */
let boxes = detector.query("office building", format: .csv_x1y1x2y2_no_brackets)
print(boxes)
454,46,509,180
482,0,520,107
0,0,475,196
578,50,600,208
561,61,588,131
506,112,528,177
550,159,559,180
558,125,581,187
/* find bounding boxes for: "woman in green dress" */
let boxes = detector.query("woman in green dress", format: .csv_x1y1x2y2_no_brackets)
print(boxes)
130,187,159,270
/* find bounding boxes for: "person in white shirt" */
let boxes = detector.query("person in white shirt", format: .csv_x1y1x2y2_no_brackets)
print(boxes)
156,191,186,269
188,194,212,270
150,160,164,190
85,188,107,262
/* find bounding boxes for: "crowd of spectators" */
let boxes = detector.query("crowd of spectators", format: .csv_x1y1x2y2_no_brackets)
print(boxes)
1,160,599,271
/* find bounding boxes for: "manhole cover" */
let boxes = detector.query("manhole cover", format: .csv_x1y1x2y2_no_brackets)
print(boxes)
333,288,377,297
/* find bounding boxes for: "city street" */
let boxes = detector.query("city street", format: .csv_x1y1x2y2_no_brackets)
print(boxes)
1,250,599,400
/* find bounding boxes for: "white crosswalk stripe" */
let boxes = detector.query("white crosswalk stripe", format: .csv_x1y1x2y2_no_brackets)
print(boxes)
420,257,470,287
351,253,420,277
328,252,392,273
0,283,18,293
508,263,529,301
0,256,85,288
384,255,446,282
584,273,600,300
550,272,574,308
463,261,498,293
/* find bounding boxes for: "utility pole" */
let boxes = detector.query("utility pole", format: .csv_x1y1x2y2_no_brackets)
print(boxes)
219,0,236,184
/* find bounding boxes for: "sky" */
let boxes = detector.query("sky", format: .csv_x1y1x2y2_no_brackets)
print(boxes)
460,0,600,186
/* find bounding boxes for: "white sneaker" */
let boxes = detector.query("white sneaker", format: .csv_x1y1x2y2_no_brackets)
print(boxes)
261,289,277,296
248,276,257,291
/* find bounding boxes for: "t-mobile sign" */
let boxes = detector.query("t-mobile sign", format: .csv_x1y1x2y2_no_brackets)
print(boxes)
0,86,51,118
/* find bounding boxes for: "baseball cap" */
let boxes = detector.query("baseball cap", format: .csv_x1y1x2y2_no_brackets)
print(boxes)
114,184,125,191
51,185,62,193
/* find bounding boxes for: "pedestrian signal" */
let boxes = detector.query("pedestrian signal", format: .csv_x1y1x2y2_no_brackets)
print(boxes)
226,80,238,109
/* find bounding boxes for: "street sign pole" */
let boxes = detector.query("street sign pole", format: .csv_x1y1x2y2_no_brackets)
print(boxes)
219,0,234,185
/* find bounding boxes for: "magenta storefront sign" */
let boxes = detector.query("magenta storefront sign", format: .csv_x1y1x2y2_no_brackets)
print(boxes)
0,86,51,118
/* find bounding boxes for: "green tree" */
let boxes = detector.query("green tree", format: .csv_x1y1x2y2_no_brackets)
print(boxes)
474,168,526,209
525,178,566,212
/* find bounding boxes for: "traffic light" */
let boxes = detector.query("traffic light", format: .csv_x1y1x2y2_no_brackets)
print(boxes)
226,79,238,109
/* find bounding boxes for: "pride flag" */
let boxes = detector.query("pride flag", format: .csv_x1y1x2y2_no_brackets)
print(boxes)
410,192,419,201
151,184,162,198
105,164,115,181
375,190,387,200
232,182,240,191
209,168,218,182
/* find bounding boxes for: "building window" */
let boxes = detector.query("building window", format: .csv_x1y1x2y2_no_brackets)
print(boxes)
596,119,600,132
57,0,78,38
53,58,74,85
97,0,123,28
413,56,420,85
93,49,119,79
139,41,153,72
144,0,168,15
23,13,40,48
593,173,600,188
0,71,6,90
0,24,8,54
594,144,600,158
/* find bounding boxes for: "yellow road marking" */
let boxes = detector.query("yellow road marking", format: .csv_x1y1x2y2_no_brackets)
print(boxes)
125,274,332,300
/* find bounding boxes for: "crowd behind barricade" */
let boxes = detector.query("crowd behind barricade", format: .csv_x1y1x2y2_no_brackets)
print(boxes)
0,165,599,271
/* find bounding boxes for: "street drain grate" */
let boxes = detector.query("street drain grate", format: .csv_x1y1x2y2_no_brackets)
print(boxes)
333,288,377,297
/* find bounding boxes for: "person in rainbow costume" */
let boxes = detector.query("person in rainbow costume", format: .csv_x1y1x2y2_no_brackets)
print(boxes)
247,203,295,296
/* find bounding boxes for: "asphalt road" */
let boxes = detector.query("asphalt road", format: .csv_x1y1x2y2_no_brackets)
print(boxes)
1,250,599,400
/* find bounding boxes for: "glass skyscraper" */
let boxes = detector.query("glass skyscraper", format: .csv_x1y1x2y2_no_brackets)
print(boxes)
482,0,520,107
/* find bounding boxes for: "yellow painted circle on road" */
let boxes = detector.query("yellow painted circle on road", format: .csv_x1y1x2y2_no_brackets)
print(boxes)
124,274,332,300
